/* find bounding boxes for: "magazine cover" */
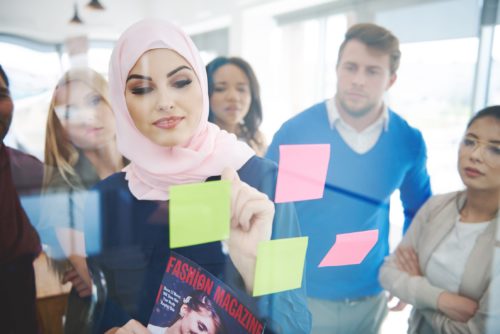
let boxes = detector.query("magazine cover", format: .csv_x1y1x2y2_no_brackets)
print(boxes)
148,252,265,334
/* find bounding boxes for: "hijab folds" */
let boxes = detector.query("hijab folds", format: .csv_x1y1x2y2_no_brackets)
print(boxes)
108,19,255,200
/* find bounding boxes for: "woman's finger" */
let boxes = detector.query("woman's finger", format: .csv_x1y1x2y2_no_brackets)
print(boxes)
123,319,150,333
389,300,407,312
409,248,419,263
233,182,252,231
234,185,270,231
222,167,243,228
112,319,150,334
395,248,405,270
62,268,78,283
237,198,271,232
221,167,240,182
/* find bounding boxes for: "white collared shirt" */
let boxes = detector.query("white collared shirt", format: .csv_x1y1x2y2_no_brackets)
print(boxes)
326,97,389,154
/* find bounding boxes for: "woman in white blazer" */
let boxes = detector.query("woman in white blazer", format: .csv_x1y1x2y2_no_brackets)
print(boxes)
379,105,500,334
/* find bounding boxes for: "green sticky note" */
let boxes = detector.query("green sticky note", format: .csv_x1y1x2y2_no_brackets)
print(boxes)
169,180,231,248
253,236,308,297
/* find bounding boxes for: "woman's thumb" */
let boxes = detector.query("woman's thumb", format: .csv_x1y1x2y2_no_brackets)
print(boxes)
221,167,240,181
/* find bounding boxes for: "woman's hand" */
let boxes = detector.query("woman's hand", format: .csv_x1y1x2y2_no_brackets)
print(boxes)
437,291,478,322
62,267,92,297
395,246,422,277
63,254,93,297
104,320,150,334
386,293,408,312
221,167,274,294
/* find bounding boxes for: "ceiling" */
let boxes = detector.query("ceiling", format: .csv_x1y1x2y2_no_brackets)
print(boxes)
0,0,281,43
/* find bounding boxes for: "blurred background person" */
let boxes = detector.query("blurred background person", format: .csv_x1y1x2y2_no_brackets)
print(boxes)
206,57,267,156
39,67,124,333
0,64,42,334
380,105,500,333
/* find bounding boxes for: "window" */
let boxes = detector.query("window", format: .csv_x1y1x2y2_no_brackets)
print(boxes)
488,25,500,105
389,38,478,193
0,40,62,160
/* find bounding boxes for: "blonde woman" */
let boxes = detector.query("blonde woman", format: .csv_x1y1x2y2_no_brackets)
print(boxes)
40,67,124,333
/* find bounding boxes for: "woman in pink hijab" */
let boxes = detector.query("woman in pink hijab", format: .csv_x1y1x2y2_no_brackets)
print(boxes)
84,19,311,334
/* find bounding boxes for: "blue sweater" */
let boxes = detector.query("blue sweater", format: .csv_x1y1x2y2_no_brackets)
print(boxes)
266,102,431,300
84,156,311,333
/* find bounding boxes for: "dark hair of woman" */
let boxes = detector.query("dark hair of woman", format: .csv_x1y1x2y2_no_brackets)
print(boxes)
168,290,226,334
467,105,500,129
206,56,265,154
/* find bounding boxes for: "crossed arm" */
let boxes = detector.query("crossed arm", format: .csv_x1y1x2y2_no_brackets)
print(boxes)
379,201,488,334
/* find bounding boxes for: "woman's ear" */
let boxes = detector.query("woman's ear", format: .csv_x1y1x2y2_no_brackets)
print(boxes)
179,304,188,318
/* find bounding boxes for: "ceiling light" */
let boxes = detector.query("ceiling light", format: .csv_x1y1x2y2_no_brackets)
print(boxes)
69,4,84,24
87,0,105,10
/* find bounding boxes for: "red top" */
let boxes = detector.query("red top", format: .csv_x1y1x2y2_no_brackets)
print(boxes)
0,143,41,264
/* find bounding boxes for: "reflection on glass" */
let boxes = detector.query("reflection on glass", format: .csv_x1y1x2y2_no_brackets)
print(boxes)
488,25,500,105
389,38,478,194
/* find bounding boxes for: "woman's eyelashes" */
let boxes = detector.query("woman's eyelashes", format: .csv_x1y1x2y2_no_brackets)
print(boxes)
129,78,192,95
213,84,249,93
213,85,226,93
130,86,154,95
173,78,192,88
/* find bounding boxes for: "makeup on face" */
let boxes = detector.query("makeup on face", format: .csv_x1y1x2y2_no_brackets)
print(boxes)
460,135,500,169
54,81,116,150
209,64,251,132
125,48,203,147
458,117,500,189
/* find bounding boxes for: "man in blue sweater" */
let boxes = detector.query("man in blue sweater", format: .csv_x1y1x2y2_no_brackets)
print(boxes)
266,23,432,333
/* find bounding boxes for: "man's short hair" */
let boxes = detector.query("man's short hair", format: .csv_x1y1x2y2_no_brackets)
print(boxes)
337,23,401,74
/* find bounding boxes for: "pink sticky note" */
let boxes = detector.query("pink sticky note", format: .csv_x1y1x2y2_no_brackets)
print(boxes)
275,144,330,203
319,229,379,267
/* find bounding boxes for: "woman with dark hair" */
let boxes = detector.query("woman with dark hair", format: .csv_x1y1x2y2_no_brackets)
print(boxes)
206,57,266,156
380,106,500,333
148,290,226,334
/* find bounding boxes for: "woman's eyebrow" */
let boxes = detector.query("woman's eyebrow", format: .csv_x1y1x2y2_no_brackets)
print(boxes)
126,74,152,83
167,65,191,77
465,133,479,139
466,133,500,144
84,91,99,99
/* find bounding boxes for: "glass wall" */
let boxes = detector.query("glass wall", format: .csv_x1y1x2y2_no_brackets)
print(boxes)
489,25,500,105
1,0,499,333
0,40,61,160
266,0,493,331
389,38,478,193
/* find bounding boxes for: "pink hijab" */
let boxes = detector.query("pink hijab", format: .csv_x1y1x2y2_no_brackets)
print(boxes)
108,19,255,200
